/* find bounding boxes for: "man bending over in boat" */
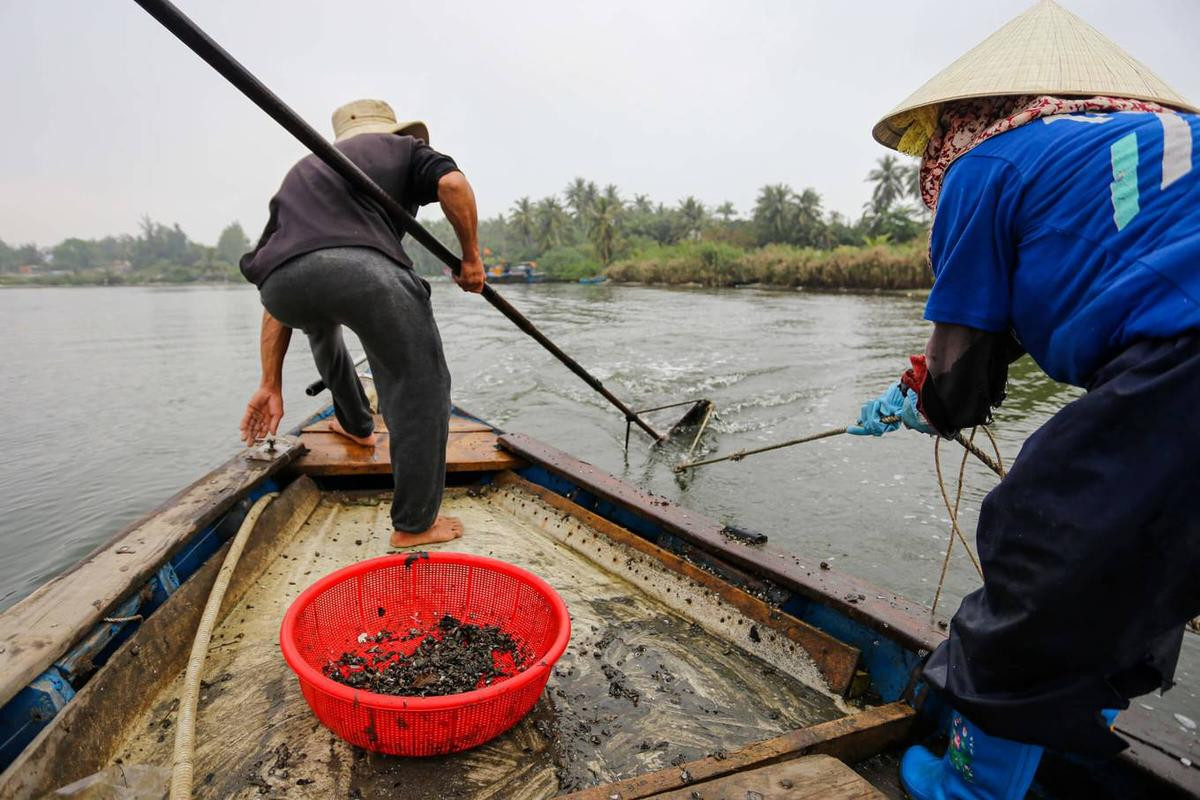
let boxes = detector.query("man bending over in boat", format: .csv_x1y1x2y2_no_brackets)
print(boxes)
851,4,1200,799
237,98,485,547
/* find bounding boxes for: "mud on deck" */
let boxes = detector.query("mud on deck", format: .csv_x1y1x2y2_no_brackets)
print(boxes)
112,483,847,799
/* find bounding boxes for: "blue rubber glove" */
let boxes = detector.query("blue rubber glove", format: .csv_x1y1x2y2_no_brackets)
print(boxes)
899,390,936,435
847,383,905,436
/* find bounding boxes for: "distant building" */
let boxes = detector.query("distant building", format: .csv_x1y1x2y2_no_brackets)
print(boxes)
17,265,34,275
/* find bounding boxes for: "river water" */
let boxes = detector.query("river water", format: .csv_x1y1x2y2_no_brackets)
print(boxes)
1,282,1196,724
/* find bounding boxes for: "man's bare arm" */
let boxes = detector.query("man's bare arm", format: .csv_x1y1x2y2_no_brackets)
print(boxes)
438,171,485,292
258,309,292,390
240,309,292,445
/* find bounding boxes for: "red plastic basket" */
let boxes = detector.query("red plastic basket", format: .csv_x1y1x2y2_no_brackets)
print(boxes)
280,552,571,756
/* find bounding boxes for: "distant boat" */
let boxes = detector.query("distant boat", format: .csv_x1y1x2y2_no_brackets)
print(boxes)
577,275,609,285
487,262,548,284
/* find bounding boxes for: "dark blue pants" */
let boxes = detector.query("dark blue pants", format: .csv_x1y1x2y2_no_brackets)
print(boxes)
924,334,1200,754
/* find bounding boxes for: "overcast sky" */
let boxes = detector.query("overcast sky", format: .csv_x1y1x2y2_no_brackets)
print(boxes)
1,0,1197,247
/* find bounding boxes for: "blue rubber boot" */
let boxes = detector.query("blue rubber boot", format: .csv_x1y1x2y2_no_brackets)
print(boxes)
900,711,1044,800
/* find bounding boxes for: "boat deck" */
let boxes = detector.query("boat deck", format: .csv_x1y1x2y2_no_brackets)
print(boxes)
110,482,847,798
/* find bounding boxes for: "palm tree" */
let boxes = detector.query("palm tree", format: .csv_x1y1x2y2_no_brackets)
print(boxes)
510,197,536,251
900,159,930,221
588,196,622,265
535,196,569,251
794,188,826,247
753,183,797,245
602,183,623,208
632,193,654,214
564,178,598,222
866,155,906,215
677,196,707,240
714,201,737,223
901,160,921,203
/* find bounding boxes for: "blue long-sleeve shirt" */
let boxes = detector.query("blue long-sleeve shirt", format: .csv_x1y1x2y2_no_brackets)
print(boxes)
926,111,1200,387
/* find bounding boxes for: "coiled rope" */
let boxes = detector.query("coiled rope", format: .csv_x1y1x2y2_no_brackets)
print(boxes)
930,427,1006,620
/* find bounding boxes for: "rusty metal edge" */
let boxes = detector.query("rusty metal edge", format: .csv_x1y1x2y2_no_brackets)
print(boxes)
491,472,861,695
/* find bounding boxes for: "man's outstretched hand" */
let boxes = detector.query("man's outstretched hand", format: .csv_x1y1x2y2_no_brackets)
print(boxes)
455,254,486,293
240,386,284,445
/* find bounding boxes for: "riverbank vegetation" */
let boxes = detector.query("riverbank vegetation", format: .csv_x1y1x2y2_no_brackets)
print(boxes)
0,218,249,286
409,154,931,287
5,156,929,290
606,240,929,289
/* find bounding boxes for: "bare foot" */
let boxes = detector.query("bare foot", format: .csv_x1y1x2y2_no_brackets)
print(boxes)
329,418,377,447
390,515,464,548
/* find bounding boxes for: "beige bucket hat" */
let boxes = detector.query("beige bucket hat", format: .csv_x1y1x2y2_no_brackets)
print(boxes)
332,99,430,144
873,0,1198,151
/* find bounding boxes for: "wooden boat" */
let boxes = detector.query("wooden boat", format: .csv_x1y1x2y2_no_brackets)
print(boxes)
0,383,1196,798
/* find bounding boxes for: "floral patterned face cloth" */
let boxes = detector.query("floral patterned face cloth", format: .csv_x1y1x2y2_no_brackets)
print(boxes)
918,95,1166,211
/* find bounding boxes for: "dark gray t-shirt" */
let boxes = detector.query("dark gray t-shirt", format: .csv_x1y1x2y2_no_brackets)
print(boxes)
240,133,458,287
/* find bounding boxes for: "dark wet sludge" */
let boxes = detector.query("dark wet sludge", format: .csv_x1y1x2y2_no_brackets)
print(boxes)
322,614,525,697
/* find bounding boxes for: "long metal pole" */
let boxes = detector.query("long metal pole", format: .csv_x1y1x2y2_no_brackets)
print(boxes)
132,0,665,443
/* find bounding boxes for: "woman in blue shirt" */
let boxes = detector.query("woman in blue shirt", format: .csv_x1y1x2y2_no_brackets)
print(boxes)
859,3,1200,798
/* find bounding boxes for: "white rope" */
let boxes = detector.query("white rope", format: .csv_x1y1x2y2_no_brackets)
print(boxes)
170,492,277,800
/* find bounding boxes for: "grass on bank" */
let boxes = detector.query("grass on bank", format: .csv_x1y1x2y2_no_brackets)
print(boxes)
0,259,243,287
1,241,932,292
605,241,931,289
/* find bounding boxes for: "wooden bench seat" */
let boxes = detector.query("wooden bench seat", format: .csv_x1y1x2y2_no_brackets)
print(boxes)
295,414,525,475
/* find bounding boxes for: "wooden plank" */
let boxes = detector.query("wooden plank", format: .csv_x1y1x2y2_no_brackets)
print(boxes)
301,415,388,434
301,414,494,435
446,431,528,471
645,754,885,799
1110,704,1200,798
297,429,525,475
559,702,913,800
1112,739,1200,799
0,477,321,799
0,444,303,711
295,431,390,474
449,417,496,433
500,433,944,655
492,472,861,695
1116,703,1200,764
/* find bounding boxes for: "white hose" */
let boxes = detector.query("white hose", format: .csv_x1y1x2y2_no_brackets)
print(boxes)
170,492,278,800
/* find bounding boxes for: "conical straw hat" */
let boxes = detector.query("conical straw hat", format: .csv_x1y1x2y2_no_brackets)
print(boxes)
332,99,429,144
873,0,1198,150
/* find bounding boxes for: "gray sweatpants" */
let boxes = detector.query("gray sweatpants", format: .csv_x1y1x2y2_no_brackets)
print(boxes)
260,247,451,532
